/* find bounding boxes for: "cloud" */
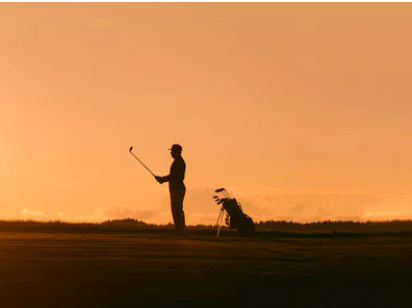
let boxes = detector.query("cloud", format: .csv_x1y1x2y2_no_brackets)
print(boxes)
15,187,412,225
364,211,405,218
20,207,45,217
70,208,107,222
315,205,331,217
172,187,388,223
105,206,160,220
287,203,307,215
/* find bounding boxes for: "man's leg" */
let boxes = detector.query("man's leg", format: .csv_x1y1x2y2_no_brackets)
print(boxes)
170,189,186,235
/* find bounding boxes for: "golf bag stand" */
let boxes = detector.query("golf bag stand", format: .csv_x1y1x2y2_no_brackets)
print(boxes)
215,206,225,237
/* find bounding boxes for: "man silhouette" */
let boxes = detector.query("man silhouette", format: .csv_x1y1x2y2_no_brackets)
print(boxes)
155,144,187,236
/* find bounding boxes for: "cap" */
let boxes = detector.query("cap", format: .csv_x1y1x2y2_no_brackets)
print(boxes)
168,144,182,153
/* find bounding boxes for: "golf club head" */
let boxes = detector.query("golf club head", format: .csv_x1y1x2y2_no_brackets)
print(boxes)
129,146,133,152
215,188,225,193
213,196,219,199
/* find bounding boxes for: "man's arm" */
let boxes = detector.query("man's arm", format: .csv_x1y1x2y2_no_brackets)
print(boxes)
155,160,184,184
157,174,170,183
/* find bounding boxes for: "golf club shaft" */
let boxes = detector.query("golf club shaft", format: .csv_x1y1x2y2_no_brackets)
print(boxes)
130,151,155,177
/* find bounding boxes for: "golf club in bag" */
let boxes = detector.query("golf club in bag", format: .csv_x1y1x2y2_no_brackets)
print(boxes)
129,146,156,178
213,188,256,238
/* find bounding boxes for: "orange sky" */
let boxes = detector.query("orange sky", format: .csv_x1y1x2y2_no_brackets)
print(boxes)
1,3,412,224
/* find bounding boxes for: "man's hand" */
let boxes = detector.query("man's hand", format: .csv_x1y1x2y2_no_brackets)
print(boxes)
155,176,164,184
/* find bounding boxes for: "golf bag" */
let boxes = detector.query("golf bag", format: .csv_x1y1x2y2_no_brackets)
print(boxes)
214,188,256,237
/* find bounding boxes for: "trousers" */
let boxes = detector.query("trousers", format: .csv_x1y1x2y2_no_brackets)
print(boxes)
170,189,186,235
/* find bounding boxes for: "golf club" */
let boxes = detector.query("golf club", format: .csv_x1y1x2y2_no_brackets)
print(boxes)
215,188,230,198
129,146,156,177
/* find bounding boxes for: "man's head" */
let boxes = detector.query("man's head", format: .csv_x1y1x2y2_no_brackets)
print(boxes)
168,144,182,159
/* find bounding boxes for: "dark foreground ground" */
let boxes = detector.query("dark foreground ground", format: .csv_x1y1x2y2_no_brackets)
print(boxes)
1,229,411,307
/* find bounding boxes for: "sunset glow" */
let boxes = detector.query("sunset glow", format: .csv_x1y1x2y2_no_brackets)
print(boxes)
1,3,412,224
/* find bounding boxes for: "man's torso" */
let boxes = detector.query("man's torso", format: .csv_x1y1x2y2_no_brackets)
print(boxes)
169,156,186,191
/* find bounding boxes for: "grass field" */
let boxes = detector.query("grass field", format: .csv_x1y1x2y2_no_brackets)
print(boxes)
1,220,411,307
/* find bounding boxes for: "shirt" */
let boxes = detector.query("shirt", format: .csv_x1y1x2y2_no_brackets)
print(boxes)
162,156,186,192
